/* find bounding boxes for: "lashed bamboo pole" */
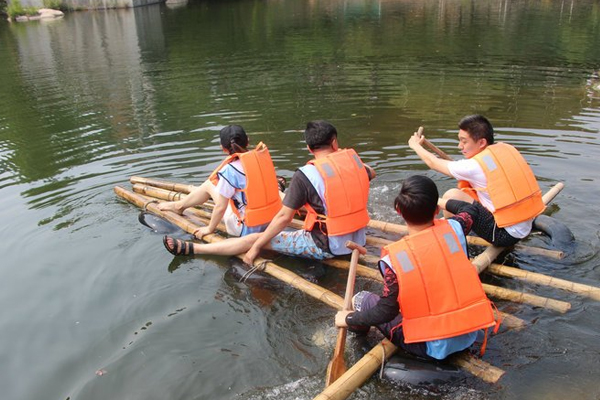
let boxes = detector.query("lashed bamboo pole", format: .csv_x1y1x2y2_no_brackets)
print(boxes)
487,263,600,301
314,339,397,400
132,183,382,267
130,185,556,316
481,284,570,313
116,186,345,309
472,183,565,275
115,185,505,382
313,337,507,400
131,176,194,194
368,219,563,259
130,181,564,260
133,187,568,314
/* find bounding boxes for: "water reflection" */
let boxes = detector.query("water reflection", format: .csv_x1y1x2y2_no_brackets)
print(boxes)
0,1,600,400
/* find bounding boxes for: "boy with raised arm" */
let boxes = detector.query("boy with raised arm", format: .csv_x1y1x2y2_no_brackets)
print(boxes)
408,115,544,247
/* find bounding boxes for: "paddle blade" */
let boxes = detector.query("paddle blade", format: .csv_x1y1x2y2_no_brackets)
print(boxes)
325,354,346,386
325,328,348,386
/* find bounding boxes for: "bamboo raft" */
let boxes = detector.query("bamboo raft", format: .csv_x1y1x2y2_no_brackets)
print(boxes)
114,176,600,398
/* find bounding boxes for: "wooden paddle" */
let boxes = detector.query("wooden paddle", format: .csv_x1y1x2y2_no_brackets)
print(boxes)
415,126,454,161
325,241,367,387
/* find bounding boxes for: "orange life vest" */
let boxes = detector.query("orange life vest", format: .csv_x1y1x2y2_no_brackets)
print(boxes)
457,142,544,227
208,142,282,227
302,148,370,236
382,219,497,344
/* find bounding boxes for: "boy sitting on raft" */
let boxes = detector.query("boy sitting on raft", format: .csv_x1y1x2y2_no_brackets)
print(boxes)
163,120,376,264
408,115,544,247
335,175,498,360
157,125,283,239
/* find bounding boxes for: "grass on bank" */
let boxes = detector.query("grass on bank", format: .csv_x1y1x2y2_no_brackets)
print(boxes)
7,0,39,18
3,0,67,19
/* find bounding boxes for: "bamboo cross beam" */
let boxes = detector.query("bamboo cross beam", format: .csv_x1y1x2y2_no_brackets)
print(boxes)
116,186,345,308
129,184,562,318
115,185,506,382
481,284,570,313
487,263,600,301
367,218,563,259
313,339,399,400
472,183,565,275
313,337,505,400
130,175,194,194
130,182,564,260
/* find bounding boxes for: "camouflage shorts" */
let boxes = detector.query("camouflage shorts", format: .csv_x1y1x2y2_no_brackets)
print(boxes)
269,230,334,260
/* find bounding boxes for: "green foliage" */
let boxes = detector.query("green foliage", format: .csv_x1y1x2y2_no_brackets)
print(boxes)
6,0,45,18
42,0,63,10
7,0,26,18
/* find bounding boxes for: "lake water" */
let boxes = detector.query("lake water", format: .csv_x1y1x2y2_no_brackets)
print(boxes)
1,0,600,399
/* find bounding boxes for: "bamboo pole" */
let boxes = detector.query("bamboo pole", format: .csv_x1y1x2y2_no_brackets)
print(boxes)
131,182,564,260
116,186,346,309
472,183,565,275
130,176,195,194
314,339,397,400
487,263,600,301
130,184,545,320
132,183,381,267
481,284,570,313
115,185,506,382
314,337,504,400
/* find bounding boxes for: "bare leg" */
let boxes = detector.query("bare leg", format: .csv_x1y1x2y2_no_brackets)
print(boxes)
440,188,475,218
164,233,263,256
157,180,219,214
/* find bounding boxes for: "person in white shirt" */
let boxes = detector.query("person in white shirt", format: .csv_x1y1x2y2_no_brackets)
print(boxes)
408,115,543,247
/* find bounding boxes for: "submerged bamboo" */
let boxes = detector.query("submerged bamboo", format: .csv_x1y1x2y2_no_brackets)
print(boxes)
314,335,505,400
472,183,565,275
115,185,506,382
131,181,564,259
314,339,398,400
131,184,566,315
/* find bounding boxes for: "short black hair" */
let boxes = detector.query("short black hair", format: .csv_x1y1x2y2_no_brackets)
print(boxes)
394,175,439,225
304,120,338,150
219,125,249,154
458,115,494,145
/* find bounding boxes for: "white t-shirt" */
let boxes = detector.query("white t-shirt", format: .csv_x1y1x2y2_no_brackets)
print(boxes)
214,159,245,237
214,159,268,237
447,158,533,238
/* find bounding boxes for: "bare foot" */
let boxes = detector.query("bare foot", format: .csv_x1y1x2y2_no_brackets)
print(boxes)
157,201,184,214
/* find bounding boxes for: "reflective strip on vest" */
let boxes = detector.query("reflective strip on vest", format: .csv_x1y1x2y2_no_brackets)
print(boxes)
472,142,544,227
382,219,496,343
301,148,370,237
299,148,369,255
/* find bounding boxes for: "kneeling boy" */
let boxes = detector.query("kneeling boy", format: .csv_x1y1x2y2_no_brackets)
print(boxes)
335,175,497,360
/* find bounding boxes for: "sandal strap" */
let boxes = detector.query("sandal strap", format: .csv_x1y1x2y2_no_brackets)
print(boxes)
184,241,195,256
163,235,194,257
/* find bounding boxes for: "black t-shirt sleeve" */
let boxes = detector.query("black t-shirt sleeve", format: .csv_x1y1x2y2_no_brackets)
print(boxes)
282,169,330,252
282,170,311,210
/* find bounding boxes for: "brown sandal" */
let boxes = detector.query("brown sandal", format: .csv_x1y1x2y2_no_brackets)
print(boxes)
163,235,195,256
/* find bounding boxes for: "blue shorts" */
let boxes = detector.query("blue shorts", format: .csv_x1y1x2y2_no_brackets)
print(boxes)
269,230,334,260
